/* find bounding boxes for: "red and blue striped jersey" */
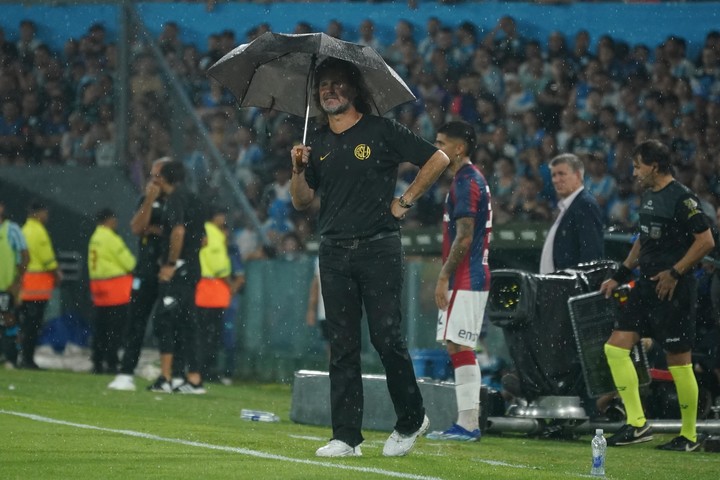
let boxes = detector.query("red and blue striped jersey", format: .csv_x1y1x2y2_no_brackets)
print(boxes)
442,163,492,292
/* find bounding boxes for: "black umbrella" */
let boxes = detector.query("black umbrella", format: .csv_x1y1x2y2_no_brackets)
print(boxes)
207,32,415,142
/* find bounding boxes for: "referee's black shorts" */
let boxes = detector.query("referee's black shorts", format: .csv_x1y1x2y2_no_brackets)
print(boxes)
616,275,697,353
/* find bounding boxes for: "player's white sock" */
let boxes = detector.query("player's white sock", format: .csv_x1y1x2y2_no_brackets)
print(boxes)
451,350,481,431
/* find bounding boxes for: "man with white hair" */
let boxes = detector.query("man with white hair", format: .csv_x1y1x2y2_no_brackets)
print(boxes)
539,153,604,274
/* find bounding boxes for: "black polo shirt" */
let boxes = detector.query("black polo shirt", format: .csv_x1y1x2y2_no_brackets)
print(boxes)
638,180,709,276
305,115,438,240
159,185,206,283
133,195,165,279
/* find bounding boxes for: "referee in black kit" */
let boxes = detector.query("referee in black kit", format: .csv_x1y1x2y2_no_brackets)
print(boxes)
291,58,449,458
600,139,714,452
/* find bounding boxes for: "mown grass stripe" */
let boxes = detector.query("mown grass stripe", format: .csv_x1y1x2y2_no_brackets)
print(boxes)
1,410,443,480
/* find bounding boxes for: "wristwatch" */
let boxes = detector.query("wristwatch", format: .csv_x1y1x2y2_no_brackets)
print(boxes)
398,194,414,209
669,267,682,280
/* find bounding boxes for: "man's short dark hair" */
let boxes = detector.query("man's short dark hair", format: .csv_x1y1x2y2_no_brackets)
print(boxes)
437,121,476,156
295,22,312,33
313,58,372,116
207,203,228,221
28,200,47,214
95,207,116,224
633,139,672,174
159,160,186,185
458,21,477,38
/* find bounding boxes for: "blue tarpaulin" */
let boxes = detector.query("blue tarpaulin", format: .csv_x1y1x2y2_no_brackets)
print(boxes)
39,312,91,353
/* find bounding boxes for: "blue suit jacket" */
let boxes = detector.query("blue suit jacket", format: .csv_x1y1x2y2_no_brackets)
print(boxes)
553,189,605,271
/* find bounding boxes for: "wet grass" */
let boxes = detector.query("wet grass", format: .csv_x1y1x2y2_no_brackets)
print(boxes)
0,369,717,480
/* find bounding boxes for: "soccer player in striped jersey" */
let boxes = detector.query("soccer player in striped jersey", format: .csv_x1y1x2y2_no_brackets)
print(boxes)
427,121,492,442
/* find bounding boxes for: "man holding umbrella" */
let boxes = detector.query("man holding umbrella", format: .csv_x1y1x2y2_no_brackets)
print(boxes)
291,58,450,457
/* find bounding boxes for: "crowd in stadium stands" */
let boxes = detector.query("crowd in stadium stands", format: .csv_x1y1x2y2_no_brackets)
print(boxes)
1,15,720,256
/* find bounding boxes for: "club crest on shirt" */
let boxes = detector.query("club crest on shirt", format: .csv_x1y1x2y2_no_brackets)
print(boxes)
683,198,701,218
650,225,662,239
354,144,371,160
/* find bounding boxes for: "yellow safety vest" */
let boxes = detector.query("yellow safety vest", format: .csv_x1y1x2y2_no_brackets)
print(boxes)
88,225,136,306
21,218,57,301
0,222,16,291
195,221,231,308
88,225,136,280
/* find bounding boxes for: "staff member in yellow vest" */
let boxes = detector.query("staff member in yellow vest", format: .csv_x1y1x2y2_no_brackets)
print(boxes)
19,201,59,369
88,208,136,374
194,206,244,382
0,200,29,368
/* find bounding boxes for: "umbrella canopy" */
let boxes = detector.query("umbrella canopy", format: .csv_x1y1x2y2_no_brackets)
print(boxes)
207,32,416,119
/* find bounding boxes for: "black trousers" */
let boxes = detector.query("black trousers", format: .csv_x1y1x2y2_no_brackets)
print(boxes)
19,300,47,366
119,277,158,375
1,315,18,366
319,235,425,447
152,281,196,375
92,304,129,373
196,307,224,380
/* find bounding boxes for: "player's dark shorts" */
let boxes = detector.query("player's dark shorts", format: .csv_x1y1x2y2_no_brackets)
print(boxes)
616,275,696,353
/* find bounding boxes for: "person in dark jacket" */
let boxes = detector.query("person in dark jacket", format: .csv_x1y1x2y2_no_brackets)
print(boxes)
539,153,604,274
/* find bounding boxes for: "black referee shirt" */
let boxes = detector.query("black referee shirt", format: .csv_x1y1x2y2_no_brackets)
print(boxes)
638,180,710,276
305,115,438,240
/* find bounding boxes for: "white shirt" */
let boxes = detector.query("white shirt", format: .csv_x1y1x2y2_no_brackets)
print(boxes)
539,186,584,274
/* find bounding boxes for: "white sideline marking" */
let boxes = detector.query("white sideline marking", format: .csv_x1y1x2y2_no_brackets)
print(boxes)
474,458,537,470
1,410,442,480
288,434,327,442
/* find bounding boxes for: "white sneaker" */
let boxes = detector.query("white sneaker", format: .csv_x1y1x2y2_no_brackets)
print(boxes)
147,376,173,393
173,381,207,395
383,415,430,457
108,374,136,391
171,377,185,389
315,439,362,457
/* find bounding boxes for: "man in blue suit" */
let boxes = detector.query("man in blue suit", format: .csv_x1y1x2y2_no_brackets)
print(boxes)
539,153,604,274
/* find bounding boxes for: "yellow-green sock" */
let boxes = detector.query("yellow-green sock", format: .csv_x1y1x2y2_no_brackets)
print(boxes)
669,364,698,442
605,343,646,427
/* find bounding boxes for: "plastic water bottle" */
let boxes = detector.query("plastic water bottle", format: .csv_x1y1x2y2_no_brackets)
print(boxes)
590,428,607,477
241,409,280,422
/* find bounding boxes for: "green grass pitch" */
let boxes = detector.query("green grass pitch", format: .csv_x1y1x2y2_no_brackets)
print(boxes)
1,369,717,479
